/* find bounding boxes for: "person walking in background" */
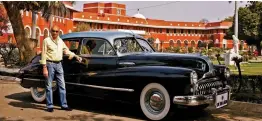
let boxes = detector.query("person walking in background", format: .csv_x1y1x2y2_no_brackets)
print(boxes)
40,25,82,112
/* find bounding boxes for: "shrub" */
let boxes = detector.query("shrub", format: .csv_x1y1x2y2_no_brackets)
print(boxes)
188,47,193,53
0,43,19,67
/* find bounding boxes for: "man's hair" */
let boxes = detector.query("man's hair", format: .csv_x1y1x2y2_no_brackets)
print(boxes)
86,40,94,46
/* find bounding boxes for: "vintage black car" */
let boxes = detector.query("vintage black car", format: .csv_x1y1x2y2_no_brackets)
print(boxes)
18,31,231,120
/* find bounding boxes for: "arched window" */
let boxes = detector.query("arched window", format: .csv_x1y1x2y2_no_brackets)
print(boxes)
169,40,174,47
184,40,189,47
59,31,63,36
191,41,196,47
44,29,49,39
177,40,181,47
197,41,202,48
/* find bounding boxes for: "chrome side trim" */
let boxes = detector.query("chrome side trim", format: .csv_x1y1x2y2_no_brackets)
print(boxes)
66,82,134,92
118,62,135,66
23,78,42,81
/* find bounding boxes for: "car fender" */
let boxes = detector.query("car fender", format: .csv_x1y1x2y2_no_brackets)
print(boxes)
114,66,194,97
115,65,194,79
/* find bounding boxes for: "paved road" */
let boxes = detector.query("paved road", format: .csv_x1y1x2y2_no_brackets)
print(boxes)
1,80,262,121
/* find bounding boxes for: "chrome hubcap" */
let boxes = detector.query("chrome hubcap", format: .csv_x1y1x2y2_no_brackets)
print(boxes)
149,93,164,111
145,89,165,114
33,87,45,98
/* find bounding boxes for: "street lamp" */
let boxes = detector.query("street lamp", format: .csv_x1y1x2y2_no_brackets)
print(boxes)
234,1,238,38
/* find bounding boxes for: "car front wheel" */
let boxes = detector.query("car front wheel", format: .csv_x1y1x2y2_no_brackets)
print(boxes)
140,83,171,120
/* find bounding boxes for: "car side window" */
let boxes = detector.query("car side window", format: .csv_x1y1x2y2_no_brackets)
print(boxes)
80,38,116,56
63,39,80,54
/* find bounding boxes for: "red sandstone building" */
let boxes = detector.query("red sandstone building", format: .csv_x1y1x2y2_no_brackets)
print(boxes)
0,2,246,52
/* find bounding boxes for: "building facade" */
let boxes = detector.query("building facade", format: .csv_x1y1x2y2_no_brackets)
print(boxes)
0,2,246,52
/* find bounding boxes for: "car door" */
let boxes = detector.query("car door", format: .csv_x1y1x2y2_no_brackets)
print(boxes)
76,38,118,98
61,38,83,94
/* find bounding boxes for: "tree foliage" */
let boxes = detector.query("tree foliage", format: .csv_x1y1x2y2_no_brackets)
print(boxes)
1,1,70,64
147,37,155,46
225,1,262,55
222,16,233,22
74,22,91,32
199,18,209,23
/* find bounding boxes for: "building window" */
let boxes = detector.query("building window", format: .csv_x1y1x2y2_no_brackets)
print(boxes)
191,41,195,47
177,40,181,47
59,31,63,36
181,29,184,33
117,9,121,15
44,29,49,39
166,29,169,33
169,40,174,47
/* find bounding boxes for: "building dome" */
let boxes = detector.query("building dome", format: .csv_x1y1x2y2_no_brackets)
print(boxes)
133,9,146,19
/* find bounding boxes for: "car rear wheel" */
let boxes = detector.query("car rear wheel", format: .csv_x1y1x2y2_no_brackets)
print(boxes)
30,87,46,103
140,83,171,120
30,81,57,103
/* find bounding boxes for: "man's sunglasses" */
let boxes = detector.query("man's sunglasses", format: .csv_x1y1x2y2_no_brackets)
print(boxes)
51,30,59,33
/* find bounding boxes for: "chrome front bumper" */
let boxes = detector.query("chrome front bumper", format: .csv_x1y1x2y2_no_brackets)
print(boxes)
173,85,231,106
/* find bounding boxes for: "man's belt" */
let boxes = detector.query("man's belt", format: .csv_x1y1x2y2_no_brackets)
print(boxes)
47,60,61,63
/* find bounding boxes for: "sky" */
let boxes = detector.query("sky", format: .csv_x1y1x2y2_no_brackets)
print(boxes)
74,1,248,22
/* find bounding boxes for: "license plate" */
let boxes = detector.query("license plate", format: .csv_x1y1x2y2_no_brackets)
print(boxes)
215,91,229,108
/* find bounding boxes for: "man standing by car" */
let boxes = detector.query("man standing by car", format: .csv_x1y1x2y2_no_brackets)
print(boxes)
40,25,82,112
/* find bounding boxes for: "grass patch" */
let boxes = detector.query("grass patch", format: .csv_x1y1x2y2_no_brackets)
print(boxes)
212,61,262,75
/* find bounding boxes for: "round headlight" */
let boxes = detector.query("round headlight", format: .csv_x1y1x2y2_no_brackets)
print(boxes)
224,68,230,78
190,71,198,84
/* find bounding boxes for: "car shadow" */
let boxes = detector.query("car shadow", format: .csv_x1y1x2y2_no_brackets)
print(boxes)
0,117,24,121
4,91,236,121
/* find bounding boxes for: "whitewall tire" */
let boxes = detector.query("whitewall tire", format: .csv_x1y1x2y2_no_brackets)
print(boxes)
30,87,46,103
140,83,171,120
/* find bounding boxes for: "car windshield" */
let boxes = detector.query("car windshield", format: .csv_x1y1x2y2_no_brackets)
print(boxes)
113,37,154,54
114,38,143,53
136,38,154,52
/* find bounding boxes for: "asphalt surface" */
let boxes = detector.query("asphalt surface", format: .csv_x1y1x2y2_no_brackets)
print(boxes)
1,80,262,121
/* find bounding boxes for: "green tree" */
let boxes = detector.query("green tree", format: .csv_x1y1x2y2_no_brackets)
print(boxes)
147,37,155,46
222,16,233,22
199,18,209,23
225,1,262,55
1,1,70,64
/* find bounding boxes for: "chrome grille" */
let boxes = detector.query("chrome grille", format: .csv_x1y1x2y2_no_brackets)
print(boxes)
194,81,223,95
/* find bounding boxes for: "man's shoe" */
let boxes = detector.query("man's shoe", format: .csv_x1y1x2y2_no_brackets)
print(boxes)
61,107,72,111
47,108,54,112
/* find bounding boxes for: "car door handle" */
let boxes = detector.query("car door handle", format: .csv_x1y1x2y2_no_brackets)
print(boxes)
118,62,135,66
